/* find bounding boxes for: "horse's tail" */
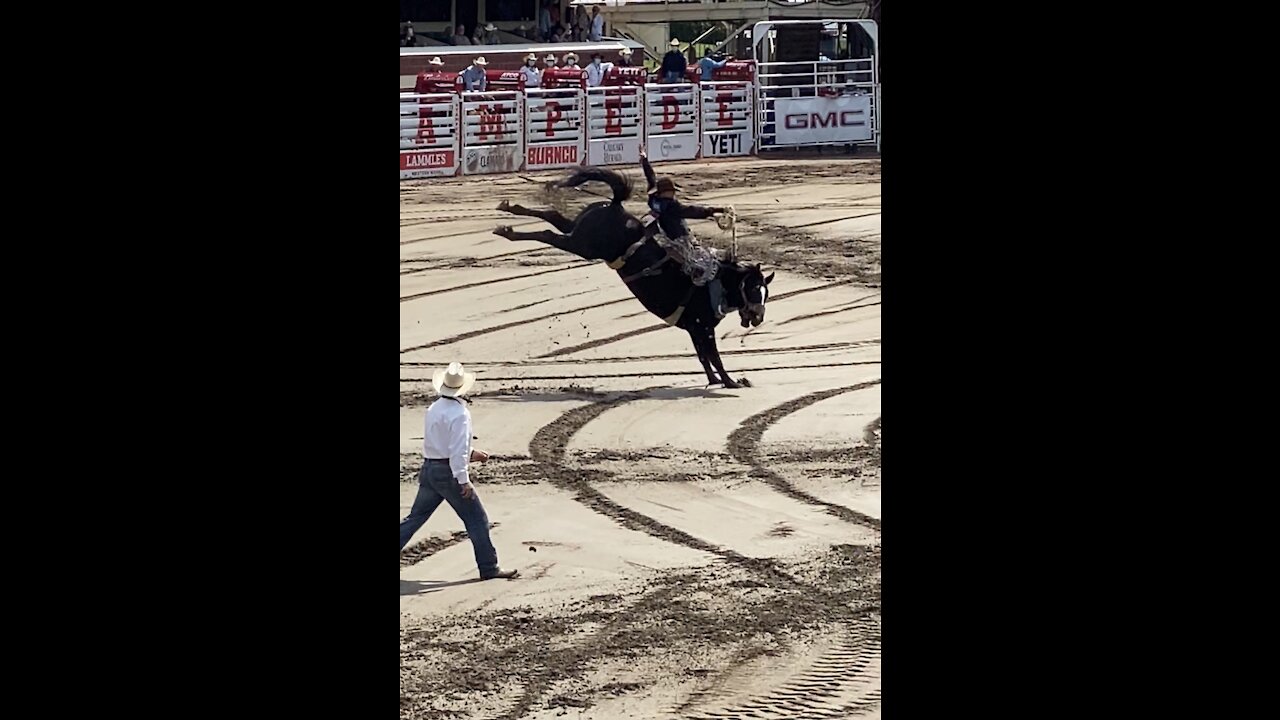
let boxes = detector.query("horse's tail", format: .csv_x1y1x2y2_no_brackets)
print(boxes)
556,166,633,205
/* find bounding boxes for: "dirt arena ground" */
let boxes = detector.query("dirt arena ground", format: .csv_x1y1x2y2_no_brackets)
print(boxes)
400,156,881,720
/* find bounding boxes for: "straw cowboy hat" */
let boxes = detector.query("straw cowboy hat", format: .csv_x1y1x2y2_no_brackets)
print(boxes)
564,52,579,63
484,23,496,31
670,39,681,47
620,47,633,56
525,52,538,62
428,56,444,66
473,56,489,65
433,362,477,398
544,53,557,63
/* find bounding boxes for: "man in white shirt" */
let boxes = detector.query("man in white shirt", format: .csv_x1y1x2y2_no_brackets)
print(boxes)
519,53,542,88
399,362,518,580
584,51,613,87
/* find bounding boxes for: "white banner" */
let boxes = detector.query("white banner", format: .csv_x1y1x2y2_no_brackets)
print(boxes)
774,94,873,145
700,82,754,158
586,86,643,166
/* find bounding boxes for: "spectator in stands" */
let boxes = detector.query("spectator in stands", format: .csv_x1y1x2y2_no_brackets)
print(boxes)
471,25,485,46
519,53,542,88
461,57,489,92
549,24,567,43
549,1,560,30
661,39,687,83
541,53,558,71
537,1,552,42
698,50,733,81
585,51,612,87
589,6,605,42
514,24,530,40
563,52,581,70
482,23,501,45
415,57,447,94
453,24,471,46
575,6,591,42
401,22,417,47
616,47,635,67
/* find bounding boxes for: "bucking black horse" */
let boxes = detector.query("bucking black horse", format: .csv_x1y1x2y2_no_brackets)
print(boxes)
493,166,773,389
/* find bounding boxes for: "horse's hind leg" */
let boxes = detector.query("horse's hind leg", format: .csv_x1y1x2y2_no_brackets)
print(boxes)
493,226,593,260
497,201,575,234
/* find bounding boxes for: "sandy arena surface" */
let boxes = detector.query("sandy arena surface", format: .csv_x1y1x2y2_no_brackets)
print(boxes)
400,156,881,720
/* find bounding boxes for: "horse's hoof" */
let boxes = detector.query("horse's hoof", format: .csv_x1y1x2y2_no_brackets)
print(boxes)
722,380,742,390
493,225,512,238
497,200,511,212
739,377,752,388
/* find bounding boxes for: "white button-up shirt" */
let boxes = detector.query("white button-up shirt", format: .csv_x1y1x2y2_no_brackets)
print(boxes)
585,61,614,87
422,397,473,485
519,64,542,88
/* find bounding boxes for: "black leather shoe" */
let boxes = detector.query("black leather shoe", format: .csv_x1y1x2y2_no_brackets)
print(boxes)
480,568,519,580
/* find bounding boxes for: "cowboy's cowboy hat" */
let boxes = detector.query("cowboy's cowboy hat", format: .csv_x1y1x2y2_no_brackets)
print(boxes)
564,52,579,63
544,53,557,62
650,177,680,195
428,56,444,66
433,362,477,398
473,56,489,65
484,23,496,31
525,52,538,62
619,47,633,56
670,39,681,47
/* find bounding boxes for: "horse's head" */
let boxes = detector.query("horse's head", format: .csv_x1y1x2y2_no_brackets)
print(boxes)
727,262,774,328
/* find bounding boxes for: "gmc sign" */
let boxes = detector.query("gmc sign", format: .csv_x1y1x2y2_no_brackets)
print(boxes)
783,110,866,129
773,95,874,145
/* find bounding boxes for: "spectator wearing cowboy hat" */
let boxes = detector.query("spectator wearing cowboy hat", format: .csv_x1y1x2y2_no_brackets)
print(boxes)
616,47,635,67
415,56,447,94
562,51,580,70
399,362,518,581
461,56,489,91
661,38,687,83
482,22,501,44
519,52,542,88
585,51,612,87
540,53,558,71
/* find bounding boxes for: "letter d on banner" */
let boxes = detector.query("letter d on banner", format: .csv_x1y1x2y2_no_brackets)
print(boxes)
662,95,680,131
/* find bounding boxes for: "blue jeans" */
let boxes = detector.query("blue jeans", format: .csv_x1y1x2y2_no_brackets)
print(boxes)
399,461,499,575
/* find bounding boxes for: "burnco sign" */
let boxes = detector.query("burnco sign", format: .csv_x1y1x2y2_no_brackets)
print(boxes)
774,95,873,145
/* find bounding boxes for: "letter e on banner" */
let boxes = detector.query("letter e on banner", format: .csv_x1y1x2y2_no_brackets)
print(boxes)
716,93,733,127
605,96,622,136
417,108,436,142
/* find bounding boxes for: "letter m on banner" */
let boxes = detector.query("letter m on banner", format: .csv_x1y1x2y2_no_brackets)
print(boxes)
478,104,505,140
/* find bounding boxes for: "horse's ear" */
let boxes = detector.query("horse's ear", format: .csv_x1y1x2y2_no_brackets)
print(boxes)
764,271,775,286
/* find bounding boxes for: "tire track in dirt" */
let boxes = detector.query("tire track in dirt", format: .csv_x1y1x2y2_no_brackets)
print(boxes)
398,219,542,245
727,383,883,530
399,297,633,353
400,262,596,302
535,278,858,358
400,340,878,366
399,361,880,384
528,394,798,583
397,247,551,275
680,617,882,720
399,524,498,569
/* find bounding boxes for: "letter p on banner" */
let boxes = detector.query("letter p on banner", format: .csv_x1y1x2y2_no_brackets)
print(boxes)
544,101,562,137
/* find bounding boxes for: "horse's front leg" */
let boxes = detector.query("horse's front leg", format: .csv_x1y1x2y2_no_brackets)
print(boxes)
688,327,718,386
703,331,743,389
496,201,576,234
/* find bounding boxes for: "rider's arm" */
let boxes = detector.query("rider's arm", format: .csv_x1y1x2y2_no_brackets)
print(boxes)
677,203,722,220
640,155,657,192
